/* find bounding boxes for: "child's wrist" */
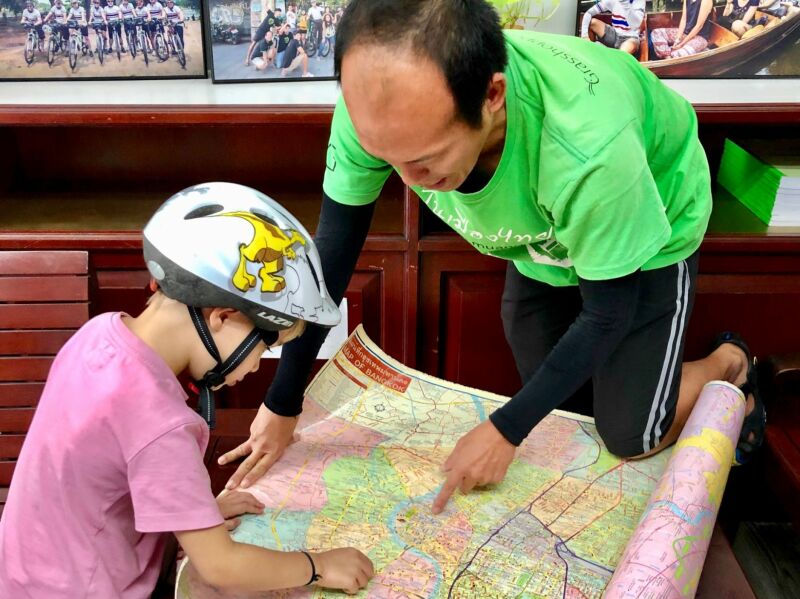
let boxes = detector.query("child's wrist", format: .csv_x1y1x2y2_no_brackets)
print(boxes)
300,551,321,586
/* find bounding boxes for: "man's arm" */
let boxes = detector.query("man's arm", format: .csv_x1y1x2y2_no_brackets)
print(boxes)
433,272,640,512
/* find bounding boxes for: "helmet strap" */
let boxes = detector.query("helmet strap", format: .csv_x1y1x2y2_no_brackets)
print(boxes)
187,306,266,429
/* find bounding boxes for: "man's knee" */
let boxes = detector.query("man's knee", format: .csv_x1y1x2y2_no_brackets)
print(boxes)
596,427,643,458
594,414,671,459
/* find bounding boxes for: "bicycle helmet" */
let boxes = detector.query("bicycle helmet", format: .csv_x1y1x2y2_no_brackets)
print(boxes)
143,182,340,427
143,181,339,331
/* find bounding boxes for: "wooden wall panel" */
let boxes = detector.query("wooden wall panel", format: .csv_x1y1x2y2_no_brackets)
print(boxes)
0,304,89,329
0,251,89,495
0,250,87,275
0,331,76,355
0,383,46,407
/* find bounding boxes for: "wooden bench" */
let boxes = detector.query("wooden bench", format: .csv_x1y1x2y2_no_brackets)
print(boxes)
0,251,89,518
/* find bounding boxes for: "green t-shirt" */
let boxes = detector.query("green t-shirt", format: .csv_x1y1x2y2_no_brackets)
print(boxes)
323,31,712,286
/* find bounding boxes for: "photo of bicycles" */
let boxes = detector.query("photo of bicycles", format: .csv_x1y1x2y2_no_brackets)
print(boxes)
207,0,348,83
0,0,206,81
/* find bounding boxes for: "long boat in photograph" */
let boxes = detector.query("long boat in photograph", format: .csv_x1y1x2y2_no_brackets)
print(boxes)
641,7,800,77
582,6,800,77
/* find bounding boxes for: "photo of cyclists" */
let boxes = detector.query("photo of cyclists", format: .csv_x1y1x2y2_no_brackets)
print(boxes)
207,0,348,82
575,0,800,77
0,0,205,80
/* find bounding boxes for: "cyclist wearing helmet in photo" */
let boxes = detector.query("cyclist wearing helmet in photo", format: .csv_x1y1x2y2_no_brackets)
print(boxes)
66,0,91,54
119,0,136,48
21,1,45,52
44,0,69,47
133,0,149,28
104,0,125,52
145,0,165,49
164,0,184,48
0,183,374,598
89,0,107,52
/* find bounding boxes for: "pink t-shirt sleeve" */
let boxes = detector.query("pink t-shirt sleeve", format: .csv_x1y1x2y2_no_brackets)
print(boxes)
127,422,224,533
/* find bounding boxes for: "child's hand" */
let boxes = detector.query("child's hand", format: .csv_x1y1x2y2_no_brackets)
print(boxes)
216,490,265,531
313,548,374,594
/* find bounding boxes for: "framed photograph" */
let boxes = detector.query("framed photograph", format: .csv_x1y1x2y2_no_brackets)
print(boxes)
206,0,349,83
1,0,206,80
575,0,800,77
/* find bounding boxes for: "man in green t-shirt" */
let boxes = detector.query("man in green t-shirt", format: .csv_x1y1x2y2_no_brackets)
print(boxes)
218,0,766,513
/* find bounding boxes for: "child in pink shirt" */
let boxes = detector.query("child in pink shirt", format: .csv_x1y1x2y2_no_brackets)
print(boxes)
0,183,374,598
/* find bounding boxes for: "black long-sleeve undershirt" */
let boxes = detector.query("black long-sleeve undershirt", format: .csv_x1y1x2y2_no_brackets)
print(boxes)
264,193,375,417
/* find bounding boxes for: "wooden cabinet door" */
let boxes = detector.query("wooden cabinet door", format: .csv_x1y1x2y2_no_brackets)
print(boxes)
418,250,521,398
685,242,800,360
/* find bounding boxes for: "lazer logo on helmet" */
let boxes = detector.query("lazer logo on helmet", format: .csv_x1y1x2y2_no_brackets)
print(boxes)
258,312,294,327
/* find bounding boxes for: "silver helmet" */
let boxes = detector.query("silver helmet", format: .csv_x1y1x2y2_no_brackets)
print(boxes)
143,182,340,330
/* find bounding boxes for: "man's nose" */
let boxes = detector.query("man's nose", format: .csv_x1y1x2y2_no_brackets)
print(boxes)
398,163,429,187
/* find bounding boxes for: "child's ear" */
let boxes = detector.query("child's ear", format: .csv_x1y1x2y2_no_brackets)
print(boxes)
207,307,240,331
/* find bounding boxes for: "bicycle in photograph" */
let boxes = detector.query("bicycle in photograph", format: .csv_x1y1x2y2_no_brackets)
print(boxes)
66,20,89,72
318,24,333,58
92,22,105,65
135,17,149,65
303,19,317,57
46,24,65,67
151,18,168,62
23,23,40,65
123,17,136,58
109,22,122,61
164,19,185,68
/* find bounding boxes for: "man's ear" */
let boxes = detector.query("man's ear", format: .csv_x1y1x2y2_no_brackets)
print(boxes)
484,73,507,115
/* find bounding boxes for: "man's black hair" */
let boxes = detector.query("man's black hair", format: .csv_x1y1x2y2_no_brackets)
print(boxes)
334,0,507,128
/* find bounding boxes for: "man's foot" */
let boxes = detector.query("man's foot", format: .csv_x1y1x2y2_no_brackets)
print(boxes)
303,72,314,77
711,332,767,464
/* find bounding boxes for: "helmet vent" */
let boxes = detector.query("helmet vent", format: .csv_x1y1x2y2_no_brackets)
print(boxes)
185,204,224,220
250,208,279,228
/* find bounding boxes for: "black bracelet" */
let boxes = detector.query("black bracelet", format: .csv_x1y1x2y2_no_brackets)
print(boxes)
301,551,321,586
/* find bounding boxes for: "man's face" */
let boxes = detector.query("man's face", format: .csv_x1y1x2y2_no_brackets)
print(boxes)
341,46,496,192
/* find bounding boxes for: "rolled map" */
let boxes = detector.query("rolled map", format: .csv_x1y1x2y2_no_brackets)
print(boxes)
603,381,746,598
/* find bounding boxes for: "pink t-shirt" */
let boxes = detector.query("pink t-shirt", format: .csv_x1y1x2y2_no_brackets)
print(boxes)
0,313,224,598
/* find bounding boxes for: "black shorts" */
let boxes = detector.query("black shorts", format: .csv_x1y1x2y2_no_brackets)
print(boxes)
501,250,699,457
